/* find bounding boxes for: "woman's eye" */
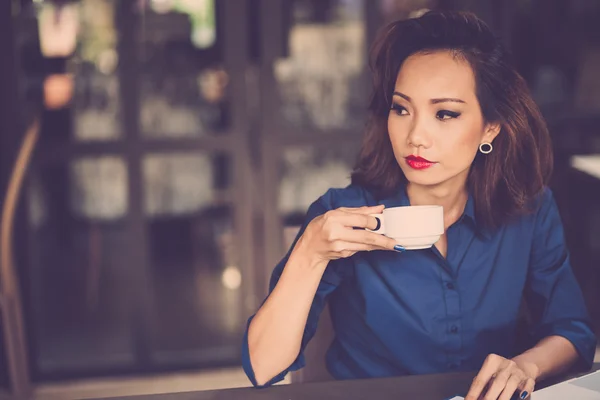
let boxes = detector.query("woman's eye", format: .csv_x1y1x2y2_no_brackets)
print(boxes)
390,104,409,116
436,110,461,120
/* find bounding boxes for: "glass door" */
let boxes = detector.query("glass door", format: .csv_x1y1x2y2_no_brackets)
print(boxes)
16,0,256,379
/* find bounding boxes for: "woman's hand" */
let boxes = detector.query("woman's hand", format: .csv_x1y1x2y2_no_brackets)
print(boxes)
294,205,400,265
466,354,538,400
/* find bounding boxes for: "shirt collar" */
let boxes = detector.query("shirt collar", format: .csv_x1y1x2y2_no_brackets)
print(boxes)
462,193,477,224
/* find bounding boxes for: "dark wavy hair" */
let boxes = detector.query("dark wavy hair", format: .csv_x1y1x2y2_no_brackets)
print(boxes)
351,11,553,229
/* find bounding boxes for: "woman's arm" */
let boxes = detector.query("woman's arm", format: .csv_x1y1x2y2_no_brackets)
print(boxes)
512,335,580,382
466,189,596,400
465,337,579,400
246,204,398,386
248,248,328,386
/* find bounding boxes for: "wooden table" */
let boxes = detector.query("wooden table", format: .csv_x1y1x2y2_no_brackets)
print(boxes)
97,371,476,400
96,364,600,400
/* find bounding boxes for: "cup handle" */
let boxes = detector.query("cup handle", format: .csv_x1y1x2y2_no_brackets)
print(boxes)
367,213,385,235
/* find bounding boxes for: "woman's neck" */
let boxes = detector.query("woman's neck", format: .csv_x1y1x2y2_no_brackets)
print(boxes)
406,181,468,228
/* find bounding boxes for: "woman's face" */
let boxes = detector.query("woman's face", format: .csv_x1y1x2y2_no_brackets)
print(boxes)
388,51,500,189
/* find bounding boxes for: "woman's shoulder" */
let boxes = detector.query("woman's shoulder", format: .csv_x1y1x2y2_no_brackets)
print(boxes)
472,188,559,241
528,186,557,215
316,184,379,210
506,186,559,228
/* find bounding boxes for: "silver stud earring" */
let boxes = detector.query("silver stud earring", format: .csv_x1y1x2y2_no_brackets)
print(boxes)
479,142,493,154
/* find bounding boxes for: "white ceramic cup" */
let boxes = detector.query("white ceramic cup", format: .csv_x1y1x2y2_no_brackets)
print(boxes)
369,205,444,250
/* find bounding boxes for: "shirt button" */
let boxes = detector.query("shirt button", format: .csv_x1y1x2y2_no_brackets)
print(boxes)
450,325,459,334
446,282,455,290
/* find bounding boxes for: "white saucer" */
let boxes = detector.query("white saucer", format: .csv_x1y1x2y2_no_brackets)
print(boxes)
394,234,442,250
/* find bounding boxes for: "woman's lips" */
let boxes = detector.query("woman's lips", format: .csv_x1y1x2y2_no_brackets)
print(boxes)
405,155,436,170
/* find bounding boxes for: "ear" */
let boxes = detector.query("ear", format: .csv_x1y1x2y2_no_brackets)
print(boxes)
482,122,501,143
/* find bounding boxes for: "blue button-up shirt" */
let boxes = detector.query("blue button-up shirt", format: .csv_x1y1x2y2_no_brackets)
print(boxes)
242,185,596,387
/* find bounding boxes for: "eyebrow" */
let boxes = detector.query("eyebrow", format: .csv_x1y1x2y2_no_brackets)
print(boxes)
392,91,466,105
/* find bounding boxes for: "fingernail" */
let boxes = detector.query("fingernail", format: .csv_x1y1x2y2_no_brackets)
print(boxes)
394,245,405,252
520,391,529,399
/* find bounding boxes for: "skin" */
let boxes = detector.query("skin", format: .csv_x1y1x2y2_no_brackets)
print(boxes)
248,205,398,386
387,50,499,257
248,51,579,396
388,51,579,400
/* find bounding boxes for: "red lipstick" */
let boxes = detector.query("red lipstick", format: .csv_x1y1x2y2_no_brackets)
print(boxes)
405,155,436,170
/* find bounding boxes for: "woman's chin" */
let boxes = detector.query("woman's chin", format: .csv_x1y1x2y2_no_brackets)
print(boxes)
402,169,445,187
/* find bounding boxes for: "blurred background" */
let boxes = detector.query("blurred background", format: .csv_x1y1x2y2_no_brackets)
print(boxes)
0,0,599,398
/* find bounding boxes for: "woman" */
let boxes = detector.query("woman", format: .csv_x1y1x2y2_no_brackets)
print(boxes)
242,11,596,400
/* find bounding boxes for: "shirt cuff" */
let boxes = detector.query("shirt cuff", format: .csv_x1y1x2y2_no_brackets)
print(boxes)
241,315,306,388
538,320,597,370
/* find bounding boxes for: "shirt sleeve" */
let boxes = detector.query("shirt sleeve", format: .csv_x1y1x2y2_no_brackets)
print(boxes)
241,194,350,387
525,188,597,370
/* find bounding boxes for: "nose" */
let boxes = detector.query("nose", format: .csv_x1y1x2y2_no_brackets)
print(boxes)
407,116,433,149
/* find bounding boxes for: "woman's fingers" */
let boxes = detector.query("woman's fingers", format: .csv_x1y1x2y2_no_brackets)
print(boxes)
324,211,379,231
465,355,503,400
466,354,535,400
329,241,388,258
340,229,398,250
498,374,524,400
517,378,535,399
318,205,403,257
336,206,385,228
481,369,511,400
321,215,396,249
338,205,385,214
